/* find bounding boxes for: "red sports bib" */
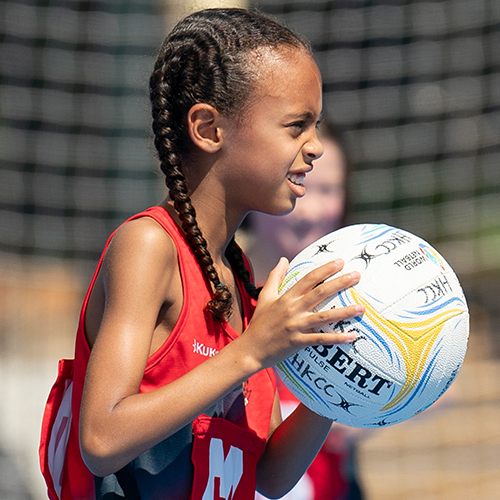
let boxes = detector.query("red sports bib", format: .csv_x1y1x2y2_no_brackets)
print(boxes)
190,415,266,500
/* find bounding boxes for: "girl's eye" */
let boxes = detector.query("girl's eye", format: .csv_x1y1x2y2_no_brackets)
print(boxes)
288,121,306,131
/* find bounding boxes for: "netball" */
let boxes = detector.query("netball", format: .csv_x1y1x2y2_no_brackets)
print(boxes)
276,224,470,428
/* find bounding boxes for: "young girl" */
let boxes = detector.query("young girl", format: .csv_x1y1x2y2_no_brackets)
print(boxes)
47,8,365,500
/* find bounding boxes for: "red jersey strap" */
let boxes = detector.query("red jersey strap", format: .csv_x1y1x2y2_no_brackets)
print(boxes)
190,415,266,500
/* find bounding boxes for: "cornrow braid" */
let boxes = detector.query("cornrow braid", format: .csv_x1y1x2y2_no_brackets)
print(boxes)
149,8,310,321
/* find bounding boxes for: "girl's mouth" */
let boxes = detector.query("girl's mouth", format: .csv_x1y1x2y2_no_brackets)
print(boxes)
287,172,307,197
287,173,305,186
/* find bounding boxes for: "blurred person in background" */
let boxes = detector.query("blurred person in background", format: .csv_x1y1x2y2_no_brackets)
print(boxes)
240,121,366,500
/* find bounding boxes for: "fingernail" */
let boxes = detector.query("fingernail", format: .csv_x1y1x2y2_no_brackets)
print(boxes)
346,332,357,341
334,258,344,266
355,304,365,313
349,271,360,280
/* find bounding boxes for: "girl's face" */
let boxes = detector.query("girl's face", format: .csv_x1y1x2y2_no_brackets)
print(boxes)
218,48,324,218
251,137,346,260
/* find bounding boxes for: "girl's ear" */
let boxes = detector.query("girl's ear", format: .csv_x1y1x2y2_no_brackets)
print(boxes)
187,103,223,153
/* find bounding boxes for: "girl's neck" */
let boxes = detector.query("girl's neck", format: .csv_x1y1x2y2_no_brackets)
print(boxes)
160,197,243,263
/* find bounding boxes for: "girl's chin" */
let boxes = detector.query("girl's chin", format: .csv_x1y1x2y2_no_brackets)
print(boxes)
266,202,297,217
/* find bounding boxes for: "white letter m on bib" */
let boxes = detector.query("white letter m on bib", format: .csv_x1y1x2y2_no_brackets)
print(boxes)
202,438,243,500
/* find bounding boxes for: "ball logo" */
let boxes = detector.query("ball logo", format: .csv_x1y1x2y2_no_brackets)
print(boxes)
353,229,412,268
417,276,453,304
419,243,446,270
313,239,337,256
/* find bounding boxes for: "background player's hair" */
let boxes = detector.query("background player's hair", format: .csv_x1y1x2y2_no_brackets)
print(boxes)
149,8,310,321
319,119,352,228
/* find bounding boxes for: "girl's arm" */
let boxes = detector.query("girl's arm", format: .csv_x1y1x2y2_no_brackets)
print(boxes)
80,218,362,477
256,400,333,498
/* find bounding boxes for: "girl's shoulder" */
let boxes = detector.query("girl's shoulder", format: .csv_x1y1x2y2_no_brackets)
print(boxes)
84,212,182,350
109,215,177,265
100,214,180,299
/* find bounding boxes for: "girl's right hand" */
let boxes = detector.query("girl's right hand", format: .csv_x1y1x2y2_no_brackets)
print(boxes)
240,257,364,370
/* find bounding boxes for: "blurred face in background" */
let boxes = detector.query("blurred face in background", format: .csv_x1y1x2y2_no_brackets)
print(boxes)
251,136,346,260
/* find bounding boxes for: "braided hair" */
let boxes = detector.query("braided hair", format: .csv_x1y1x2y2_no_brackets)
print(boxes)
149,8,311,322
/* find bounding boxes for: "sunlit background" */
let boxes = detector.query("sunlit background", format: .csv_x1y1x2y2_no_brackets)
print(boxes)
0,0,499,498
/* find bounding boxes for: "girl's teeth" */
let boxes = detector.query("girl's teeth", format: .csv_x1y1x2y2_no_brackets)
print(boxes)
288,173,304,185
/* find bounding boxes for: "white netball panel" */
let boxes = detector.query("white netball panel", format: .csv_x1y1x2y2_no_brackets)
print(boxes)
276,224,469,428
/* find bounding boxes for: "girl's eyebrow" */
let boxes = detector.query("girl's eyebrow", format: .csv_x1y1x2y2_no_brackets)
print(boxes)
285,110,323,122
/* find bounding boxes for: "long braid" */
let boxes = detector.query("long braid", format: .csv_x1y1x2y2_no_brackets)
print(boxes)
149,8,310,321
225,238,262,300
150,45,231,321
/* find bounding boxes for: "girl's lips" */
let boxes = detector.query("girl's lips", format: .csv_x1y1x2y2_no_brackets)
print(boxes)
287,172,307,197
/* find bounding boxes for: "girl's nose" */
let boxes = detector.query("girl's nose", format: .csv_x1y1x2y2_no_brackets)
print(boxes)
304,131,324,161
